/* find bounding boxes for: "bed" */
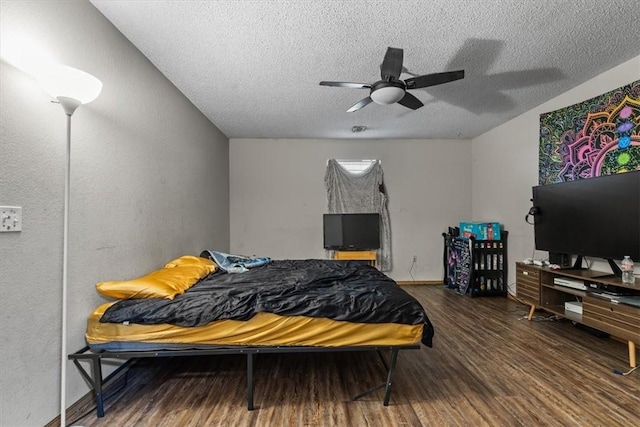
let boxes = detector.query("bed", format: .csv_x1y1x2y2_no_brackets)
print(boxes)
70,256,434,417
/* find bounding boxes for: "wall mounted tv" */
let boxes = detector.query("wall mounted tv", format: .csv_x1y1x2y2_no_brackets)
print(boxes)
323,213,380,251
532,170,640,273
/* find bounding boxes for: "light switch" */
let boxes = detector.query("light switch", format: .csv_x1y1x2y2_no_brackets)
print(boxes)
1,206,22,232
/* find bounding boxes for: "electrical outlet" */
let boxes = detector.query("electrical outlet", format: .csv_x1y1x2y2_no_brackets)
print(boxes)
1,206,22,232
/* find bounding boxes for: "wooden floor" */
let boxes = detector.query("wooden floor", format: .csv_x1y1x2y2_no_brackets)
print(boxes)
73,286,639,426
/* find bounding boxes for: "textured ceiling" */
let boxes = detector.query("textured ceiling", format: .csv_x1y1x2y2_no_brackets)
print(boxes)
90,0,640,140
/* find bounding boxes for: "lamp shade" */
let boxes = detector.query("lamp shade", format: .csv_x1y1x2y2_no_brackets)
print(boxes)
36,64,102,105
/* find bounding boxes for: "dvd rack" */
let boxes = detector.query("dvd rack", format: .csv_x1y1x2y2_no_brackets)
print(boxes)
442,228,508,297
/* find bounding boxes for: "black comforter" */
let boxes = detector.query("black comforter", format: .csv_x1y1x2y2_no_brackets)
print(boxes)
100,259,434,346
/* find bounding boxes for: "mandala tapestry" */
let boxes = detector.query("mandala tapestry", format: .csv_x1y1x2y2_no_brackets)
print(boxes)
539,80,640,185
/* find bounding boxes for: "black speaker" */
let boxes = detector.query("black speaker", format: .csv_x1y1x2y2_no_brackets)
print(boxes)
549,252,571,268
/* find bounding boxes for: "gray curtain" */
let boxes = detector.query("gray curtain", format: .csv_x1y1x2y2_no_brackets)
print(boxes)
324,159,392,271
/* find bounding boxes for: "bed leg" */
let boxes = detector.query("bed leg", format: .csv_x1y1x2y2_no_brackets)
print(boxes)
247,352,255,410
90,356,105,417
352,348,401,404
382,349,399,406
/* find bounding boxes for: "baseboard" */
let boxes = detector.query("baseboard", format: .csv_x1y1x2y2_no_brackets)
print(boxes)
397,280,442,286
44,389,97,427
45,359,135,427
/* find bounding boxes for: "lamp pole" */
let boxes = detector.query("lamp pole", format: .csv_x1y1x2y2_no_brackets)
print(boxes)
60,109,72,427
57,97,82,427
36,65,101,427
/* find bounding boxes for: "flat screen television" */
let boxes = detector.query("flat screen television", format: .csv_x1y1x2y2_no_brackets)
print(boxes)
323,213,380,251
532,171,640,273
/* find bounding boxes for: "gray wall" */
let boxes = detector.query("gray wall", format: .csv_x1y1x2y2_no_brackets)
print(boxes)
0,1,230,425
472,55,640,289
230,138,472,281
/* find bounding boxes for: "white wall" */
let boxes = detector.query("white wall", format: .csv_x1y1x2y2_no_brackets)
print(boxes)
230,138,471,281
472,55,640,288
0,1,230,425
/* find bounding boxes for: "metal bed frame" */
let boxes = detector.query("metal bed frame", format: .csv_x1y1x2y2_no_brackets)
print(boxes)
69,343,420,418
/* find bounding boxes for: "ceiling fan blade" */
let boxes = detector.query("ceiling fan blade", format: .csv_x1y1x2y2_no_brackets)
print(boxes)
405,70,465,89
347,96,373,112
319,81,371,89
397,92,424,110
380,47,403,80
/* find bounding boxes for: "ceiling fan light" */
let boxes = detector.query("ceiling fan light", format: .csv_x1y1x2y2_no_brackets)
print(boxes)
370,86,405,105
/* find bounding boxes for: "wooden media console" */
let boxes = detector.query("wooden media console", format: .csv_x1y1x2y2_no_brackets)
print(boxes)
516,262,640,367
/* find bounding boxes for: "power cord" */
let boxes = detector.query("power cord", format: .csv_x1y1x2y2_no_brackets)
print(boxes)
507,281,517,296
507,291,562,321
525,206,538,225
613,365,639,376
408,256,416,281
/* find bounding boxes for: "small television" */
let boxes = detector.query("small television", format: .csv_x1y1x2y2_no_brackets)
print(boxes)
532,171,640,273
323,213,380,251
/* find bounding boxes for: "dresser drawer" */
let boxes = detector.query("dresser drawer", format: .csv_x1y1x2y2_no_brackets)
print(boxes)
583,296,640,343
516,263,540,304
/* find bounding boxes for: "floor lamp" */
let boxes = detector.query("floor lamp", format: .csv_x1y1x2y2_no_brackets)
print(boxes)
36,64,102,427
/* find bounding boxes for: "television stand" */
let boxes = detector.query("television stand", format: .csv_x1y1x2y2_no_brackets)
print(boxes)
333,250,377,267
572,255,586,269
570,256,623,277
606,258,623,277
516,262,640,367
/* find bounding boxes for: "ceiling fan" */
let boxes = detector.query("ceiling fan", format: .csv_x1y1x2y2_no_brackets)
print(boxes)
319,47,464,112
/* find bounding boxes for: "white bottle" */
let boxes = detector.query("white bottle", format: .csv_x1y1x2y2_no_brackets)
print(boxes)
621,256,635,284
